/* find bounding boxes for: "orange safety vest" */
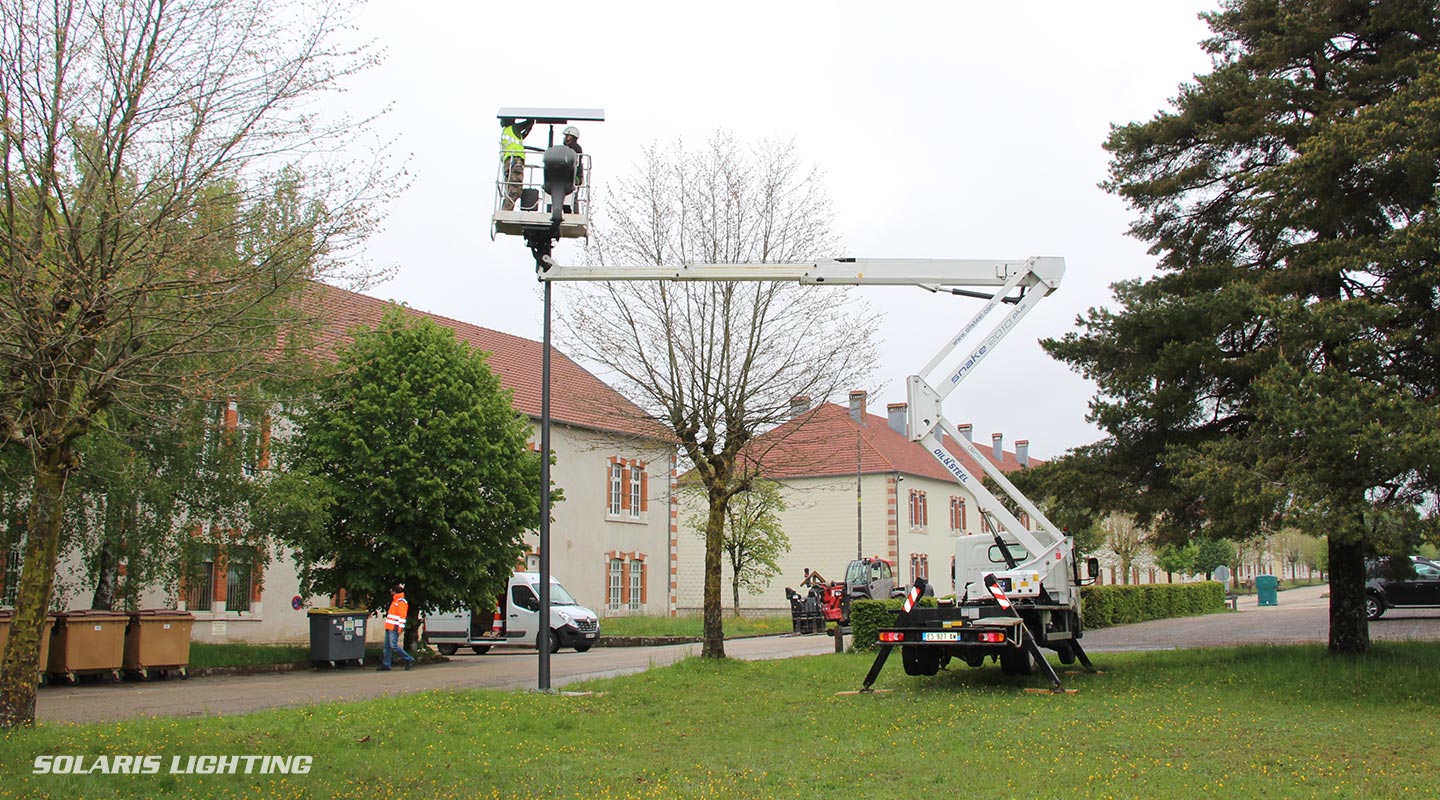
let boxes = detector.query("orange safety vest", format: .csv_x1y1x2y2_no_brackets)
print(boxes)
385,594,408,632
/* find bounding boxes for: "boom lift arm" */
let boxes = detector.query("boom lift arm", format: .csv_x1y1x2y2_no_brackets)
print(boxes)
539,256,1069,577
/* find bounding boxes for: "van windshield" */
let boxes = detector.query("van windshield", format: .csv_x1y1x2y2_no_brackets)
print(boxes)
549,581,578,605
523,577,580,605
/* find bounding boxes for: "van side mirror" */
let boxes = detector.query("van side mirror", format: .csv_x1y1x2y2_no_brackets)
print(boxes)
1087,557,1100,579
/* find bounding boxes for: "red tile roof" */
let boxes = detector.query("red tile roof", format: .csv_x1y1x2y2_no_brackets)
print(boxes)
740,402,1041,484
299,282,671,442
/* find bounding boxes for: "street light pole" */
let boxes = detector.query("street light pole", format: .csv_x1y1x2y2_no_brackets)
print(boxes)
538,278,553,690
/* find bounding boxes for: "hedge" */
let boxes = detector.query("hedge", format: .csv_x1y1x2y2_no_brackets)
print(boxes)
849,581,1227,649
849,597,936,652
1080,581,1226,629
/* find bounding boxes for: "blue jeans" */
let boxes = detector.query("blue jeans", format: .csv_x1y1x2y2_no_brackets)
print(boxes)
383,628,414,668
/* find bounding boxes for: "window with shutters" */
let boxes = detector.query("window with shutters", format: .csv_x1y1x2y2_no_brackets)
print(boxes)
608,463,624,516
606,458,648,521
908,489,928,530
628,467,643,519
607,558,623,611
949,497,966,532
628,560,644,611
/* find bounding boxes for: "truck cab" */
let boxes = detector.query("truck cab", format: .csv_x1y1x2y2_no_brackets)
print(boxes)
424,573,600,656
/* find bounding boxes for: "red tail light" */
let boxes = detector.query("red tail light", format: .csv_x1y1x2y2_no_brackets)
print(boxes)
978,631,1006,643
879,631,905,643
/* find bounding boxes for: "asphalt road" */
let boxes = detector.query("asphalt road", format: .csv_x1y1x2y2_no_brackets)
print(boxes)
34,583,1440,725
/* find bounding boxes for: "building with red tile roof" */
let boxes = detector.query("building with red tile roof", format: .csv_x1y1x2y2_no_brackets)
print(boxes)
673,390,1043,612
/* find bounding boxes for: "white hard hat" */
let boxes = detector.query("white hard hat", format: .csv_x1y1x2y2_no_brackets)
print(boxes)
562,126,579,138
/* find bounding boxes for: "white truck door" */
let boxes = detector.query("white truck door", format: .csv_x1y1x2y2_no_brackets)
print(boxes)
508,581,540,639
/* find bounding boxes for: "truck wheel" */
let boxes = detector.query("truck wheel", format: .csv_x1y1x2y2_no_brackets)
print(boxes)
1365,594,1385,621
901,646,940,676
539,630,561,654
999,646,1037,676
437,644,458,656
1056,643,1076,665
470,645,491,655
573,644,593,653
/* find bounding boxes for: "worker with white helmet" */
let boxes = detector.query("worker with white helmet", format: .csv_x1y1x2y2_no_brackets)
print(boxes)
561,126,584,213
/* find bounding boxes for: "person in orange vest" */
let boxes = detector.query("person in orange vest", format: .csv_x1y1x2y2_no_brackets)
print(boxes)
377,584,415,671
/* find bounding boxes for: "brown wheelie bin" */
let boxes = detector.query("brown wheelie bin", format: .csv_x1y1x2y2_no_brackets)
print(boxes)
0,610,58,686
123,609,195,680
49,609,128,684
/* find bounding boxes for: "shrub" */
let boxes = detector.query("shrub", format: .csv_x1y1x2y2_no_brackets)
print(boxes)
1080,581,1225,629
850,596,936,652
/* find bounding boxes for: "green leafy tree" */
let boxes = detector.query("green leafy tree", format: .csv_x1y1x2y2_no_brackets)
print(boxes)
1044,1,1440,654
1194,538,1236,583
281,311,545,651
1155,542,1198,583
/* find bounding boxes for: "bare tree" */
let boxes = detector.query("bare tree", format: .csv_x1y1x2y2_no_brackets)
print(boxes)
0,0,391,727
1101,512,1149,585
559,132,879,657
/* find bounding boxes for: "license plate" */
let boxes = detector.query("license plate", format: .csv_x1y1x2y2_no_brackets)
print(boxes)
922,631,959,642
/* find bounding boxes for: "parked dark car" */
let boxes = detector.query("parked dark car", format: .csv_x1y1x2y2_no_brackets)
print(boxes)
1365,556,1440,620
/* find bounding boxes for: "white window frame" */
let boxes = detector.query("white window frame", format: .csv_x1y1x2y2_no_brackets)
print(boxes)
628,466,643,519
608,463,624,517
608,558,623,611
628,559,643,611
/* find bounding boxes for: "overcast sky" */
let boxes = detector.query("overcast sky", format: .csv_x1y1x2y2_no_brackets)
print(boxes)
328,1,1218,459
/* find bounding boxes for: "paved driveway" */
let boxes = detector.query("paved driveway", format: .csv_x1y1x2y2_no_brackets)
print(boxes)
1080,582,1440,652
34,631,843,725
34,583,1440,724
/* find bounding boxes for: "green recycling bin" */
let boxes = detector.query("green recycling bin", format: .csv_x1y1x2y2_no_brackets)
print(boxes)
307,608,369,668
1256,574,1279,606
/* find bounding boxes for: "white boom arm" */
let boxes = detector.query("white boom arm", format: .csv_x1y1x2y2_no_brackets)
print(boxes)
540,256,1070,574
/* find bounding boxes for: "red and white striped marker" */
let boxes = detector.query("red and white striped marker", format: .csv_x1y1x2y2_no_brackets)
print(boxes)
902,582,924,614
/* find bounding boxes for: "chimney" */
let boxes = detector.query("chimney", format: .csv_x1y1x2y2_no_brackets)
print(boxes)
1016,439,1030,467
848,390,867,425
957,423,972,442
789,394,811,417
992,432,1004,462
886,403,907,436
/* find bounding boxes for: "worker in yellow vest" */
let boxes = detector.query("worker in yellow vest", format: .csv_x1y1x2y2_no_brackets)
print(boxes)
499,117,534,211
378,584,415,671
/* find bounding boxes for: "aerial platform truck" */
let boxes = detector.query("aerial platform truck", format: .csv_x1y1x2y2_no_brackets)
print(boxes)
494,108,1098,692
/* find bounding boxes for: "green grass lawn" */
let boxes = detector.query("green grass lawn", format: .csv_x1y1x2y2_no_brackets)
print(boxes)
2,642,1435,798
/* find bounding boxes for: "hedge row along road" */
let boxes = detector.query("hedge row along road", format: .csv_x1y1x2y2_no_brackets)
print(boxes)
36,583,1439,724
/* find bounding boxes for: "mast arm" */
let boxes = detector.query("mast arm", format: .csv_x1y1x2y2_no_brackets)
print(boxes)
538,257,1064,290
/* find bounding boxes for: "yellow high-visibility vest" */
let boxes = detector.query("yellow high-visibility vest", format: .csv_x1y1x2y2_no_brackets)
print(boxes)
500,126,525,160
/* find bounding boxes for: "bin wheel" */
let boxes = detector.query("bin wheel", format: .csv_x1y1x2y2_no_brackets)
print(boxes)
38,673,49,688
328,660,337,669
110,670,123,684
178,667,189,680
137,668,150,681
65,672,78,686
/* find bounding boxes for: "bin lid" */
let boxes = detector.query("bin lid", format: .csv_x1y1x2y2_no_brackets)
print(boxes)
56,609,130,620
306,607,370,616
129,609,195,620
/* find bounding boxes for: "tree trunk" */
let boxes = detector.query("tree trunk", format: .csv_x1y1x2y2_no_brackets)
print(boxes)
1327,537,1369,655
91,526,119,611
701,497,726,658
0,449,73,729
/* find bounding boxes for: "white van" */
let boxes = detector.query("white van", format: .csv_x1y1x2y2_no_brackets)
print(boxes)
423,572,600,655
